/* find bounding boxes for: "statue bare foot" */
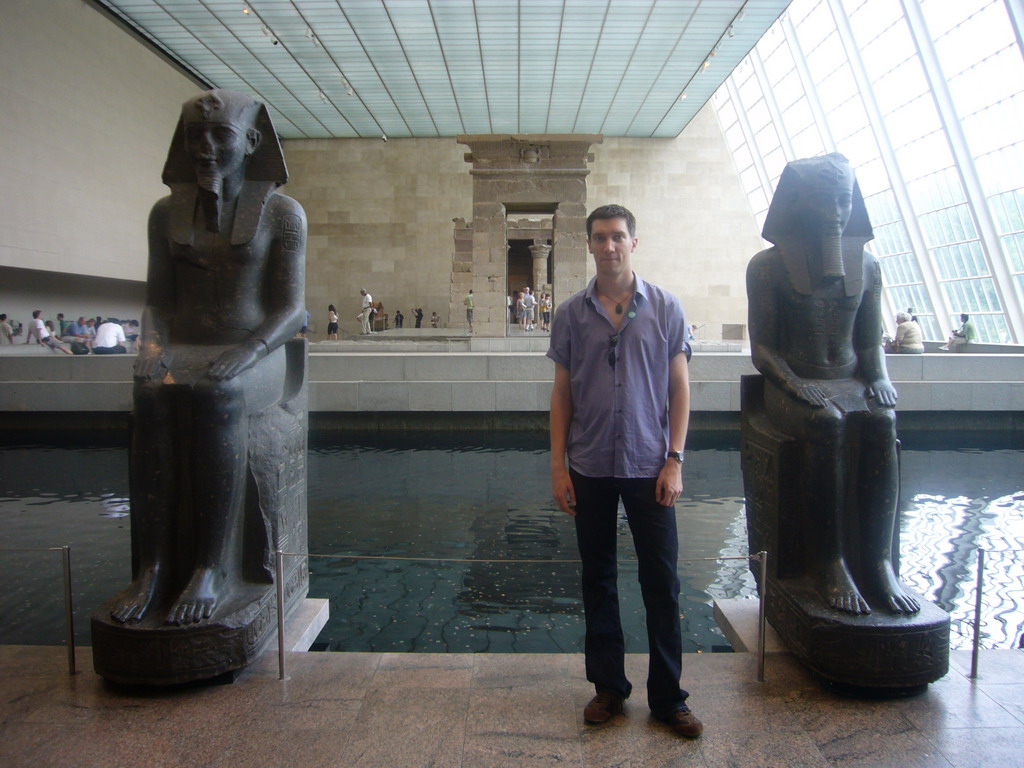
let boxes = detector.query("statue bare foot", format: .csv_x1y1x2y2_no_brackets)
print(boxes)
872,562,921,614
822,560,871,615
110,568,161,623
167,568,222,625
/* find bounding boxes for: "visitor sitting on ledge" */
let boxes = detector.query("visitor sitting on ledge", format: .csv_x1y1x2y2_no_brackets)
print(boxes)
885,312,924,354
940,313,977,351
93,318,128,354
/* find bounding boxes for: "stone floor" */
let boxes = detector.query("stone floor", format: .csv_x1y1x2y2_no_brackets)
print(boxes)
1,645,1022,768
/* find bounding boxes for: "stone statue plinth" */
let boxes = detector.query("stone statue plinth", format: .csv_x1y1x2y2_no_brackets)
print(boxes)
741,375,949,693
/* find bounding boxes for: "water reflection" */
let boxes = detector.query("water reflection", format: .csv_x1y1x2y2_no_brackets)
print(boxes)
897,447,1024,649
0,433,1021,653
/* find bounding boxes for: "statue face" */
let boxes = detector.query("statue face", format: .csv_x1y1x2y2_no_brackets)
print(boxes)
184,121,255,179
798,173,855,236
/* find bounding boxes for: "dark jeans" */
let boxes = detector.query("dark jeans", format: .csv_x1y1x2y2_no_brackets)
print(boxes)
570,468,687,717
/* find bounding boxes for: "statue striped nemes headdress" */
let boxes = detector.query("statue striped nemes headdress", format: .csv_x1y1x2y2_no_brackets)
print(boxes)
760,153,874,297
161,89,288,246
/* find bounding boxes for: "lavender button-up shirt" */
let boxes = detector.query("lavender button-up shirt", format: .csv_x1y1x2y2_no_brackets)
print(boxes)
547,275,688,479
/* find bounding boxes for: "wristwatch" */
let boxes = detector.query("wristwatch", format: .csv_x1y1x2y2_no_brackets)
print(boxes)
666,451,684,464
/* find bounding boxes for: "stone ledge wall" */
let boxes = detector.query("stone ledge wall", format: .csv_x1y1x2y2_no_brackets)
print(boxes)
3,353,1023,414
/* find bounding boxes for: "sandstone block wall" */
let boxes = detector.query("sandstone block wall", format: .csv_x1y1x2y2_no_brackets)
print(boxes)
284,106,762,340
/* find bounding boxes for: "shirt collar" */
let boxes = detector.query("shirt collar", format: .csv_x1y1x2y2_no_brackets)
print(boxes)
585,273,649,308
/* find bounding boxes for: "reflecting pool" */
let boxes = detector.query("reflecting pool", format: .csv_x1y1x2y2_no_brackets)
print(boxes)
1,431,1021,653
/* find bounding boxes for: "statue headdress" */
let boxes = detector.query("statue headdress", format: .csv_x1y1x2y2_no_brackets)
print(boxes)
760,153,873,296
161,89,288,246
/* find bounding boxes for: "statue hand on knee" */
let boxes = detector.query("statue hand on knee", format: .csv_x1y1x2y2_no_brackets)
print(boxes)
208,339,266,381
867,379,897,408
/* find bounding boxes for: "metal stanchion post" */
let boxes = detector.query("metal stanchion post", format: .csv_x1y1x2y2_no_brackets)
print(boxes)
757,550,767,683
970,549,984,679
61,546,76,676
276,549,286,681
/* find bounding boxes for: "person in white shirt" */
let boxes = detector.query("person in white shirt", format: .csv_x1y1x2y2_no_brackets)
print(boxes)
521,287,538,331
26,310,72,354
359,289,373,334
93,318,128,354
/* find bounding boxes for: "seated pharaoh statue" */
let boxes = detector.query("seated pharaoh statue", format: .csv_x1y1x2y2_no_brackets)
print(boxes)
745,153,919,617
92,89,309,685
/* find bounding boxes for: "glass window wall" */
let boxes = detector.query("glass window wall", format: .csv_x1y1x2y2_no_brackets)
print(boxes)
714,0,1024,344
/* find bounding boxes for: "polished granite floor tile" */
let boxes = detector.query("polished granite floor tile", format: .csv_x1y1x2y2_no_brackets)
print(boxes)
698,729,831,768
3,646,1024,768
339,686,468,768
579,716,706,768
922,726,1024,768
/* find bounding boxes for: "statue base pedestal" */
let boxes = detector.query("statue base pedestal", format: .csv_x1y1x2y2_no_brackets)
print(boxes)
91,570,308,686
767,577,949,695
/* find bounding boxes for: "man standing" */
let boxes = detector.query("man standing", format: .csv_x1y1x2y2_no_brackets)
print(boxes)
548,204,700,737
359,289,373,335
521,287,537,331
0,314,14,344
464,289,474,334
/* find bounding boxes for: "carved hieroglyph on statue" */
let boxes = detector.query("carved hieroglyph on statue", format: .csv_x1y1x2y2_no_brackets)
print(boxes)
92,90,310,685
741,153,949,693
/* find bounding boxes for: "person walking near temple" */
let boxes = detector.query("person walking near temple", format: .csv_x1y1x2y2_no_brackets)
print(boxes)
464,289,474,334
359,289,373,335
326,304,339,340
547,203,701,738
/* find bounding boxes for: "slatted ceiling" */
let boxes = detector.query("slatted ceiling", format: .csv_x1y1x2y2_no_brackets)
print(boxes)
93,0,791,139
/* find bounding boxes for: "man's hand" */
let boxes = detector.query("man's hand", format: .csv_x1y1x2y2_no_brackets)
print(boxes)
551,464,577,516
208,340,265,381
656,460,684,507
133,344,166,381
867,379,898,407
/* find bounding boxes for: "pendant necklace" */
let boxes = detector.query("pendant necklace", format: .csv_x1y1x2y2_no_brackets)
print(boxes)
601,285,634,315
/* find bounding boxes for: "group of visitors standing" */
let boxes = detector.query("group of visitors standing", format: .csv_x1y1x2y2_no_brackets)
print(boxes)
324,294,430,338
509,287,552,332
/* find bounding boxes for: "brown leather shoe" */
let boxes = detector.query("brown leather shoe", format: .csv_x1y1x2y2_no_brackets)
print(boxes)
583,691,625,724
659,707,703,737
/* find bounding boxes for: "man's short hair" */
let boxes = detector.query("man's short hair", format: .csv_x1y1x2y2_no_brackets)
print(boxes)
896,312,910,323
587,204,636,238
